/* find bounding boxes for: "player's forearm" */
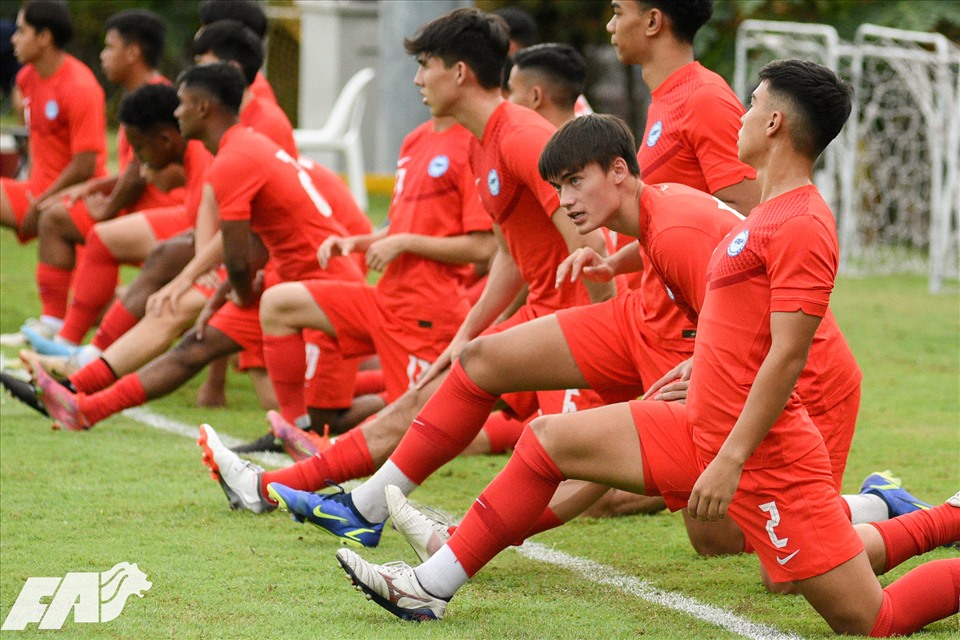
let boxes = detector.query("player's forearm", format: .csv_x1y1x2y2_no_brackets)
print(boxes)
605,240,643,276
719,313,820,465
38,152,99,201
400,231,496,265
458,248,525,340
98,161,148,220
181,231,225,282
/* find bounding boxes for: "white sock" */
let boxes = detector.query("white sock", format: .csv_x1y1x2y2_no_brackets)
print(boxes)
844,493,889,523
350,460,418,523
39,315,64,331
76,345,102,367
414,544,468,600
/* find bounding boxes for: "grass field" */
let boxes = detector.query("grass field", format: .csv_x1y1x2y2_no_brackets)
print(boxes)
0,224,958,638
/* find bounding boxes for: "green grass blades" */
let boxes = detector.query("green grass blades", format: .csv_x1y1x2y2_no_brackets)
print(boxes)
1,229,958,638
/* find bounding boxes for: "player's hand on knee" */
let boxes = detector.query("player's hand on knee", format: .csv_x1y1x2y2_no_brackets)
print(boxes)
689,456,741,522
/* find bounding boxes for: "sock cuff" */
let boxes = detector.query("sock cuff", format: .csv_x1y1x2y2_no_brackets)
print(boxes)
513,426,566,485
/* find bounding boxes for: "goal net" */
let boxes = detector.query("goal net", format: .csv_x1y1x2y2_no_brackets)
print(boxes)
735,21,960,292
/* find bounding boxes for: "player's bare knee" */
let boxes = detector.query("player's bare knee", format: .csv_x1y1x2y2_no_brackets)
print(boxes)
459,336,501,391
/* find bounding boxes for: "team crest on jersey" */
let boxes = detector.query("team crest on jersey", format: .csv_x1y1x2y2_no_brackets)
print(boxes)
487,169,501,196
428,155,450,177
45,99,60,120
646,121,663,147
727,229,749,257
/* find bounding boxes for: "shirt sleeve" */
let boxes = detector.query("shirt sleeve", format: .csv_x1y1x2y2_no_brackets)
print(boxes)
208,149,266,222
682,84,756,194
457,161,493,233
502,125,560,216
766,215,838,317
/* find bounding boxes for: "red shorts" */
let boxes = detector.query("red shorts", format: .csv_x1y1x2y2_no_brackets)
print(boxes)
483,304,606,420
1,177,40,242
633,399,864,582
558,290,694,403
67,185,186,238
207,300,263,360
810,386,860,490
140,205,192,241
304,280,458,406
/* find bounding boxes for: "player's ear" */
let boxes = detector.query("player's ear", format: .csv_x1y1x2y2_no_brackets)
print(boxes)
647,8,663,36
766,110,783,137
531,85,543,109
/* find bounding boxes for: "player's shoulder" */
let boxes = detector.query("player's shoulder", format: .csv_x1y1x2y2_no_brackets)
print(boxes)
61,55,102,86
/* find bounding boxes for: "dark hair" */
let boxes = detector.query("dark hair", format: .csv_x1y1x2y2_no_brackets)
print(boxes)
512,43,586,111
198,0,267,40
403,8,509,91
177,62,245,114
539,114,640,182
758,58,852,159
21,0,72,48
638,0,712,44
105,10,166,69
193,19,262,86
117,83,179,132
494,6,538,48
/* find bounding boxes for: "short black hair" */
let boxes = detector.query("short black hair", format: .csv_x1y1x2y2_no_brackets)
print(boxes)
105,10,166,69
758,58,852,159
198,0,267,40
117,83,179,132
494,6,538,48
193,19,262,86
21,0,72,48
177,62,245,115
638,0,713,44
512,43,586,111
539,114,640,183
404,8,510,91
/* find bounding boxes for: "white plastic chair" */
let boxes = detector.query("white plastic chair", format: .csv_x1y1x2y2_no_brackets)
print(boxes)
295,67,376,211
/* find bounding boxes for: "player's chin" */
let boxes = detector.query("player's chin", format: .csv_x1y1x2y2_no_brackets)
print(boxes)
568,213,596,234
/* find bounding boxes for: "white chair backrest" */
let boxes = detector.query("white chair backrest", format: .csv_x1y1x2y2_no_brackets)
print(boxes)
320,67,376,137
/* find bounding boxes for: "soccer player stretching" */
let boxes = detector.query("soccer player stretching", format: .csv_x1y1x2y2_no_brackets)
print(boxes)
336,59,960,635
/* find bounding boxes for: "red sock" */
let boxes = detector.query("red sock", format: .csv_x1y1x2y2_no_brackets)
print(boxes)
869,558,960,636
515,507,564,545
78,373,148,425
354,368,384,396
482,411,527,454
260,426,375,494
92,301,139,350
263,333,307,423
390,361,498,485
69,358,117,394
36,262,73,320
58,230,120,344
448,426,566,576
870,503,960,573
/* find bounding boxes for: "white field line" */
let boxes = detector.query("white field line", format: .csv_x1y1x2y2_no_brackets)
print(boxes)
515,542,801,640
0,379,799,639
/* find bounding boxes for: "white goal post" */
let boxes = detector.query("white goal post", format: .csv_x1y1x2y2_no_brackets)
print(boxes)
735,21,960,292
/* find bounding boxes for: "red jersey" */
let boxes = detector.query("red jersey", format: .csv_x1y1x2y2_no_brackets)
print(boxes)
208,125,362,284
250,71,278,105
182,140,214,227
240,93,297,157
687,185,845,469
376,120,491,328
640,183,860,417
297,157,371,237
472,101,589,311
16,55,107,191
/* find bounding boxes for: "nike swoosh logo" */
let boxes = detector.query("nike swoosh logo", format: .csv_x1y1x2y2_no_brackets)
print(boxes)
313,507,349,523
777,550,800,565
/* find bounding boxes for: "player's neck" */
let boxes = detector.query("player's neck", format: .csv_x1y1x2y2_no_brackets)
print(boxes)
755,148,814,203
455,90,503,141
640,42,693,92
239,89,254,113
540,106,574,130
33,48,66,78
430,116,457,133
618,179,644,237
122,66,159,93
202,117,239,155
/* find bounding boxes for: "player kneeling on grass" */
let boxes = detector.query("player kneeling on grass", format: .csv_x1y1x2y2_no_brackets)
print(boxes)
333,60,960,635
